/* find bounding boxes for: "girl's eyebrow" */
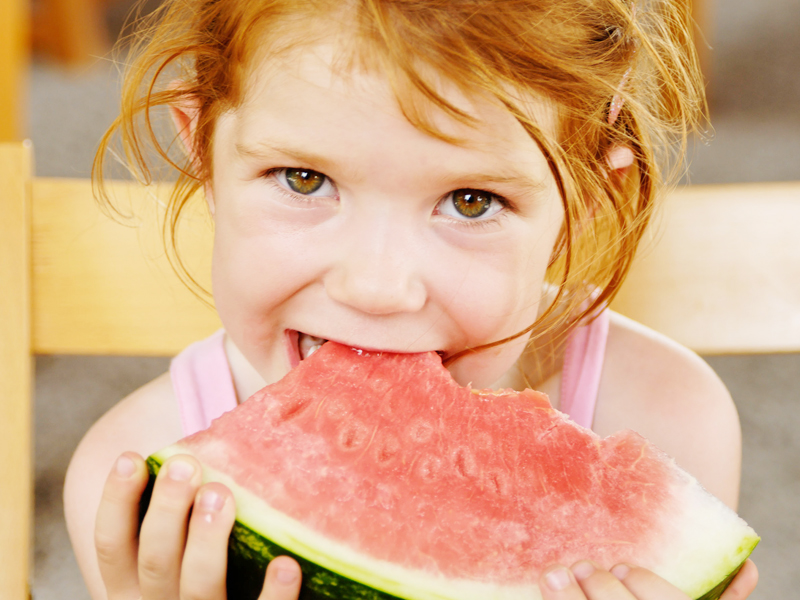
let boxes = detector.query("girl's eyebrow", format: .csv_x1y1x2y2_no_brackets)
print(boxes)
236,140,548,195
451,172,549,195
236,141,338,174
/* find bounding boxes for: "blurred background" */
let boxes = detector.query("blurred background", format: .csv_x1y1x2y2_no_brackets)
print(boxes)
1,0,798,598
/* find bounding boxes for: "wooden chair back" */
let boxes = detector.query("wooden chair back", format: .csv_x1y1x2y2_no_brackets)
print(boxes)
1,140,799,598
0,142,220,600
611,181,800,353
0,0,29,142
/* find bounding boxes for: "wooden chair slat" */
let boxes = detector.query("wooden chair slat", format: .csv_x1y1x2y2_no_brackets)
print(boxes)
612,182,800,354
31,178,221,355
0,142,34,600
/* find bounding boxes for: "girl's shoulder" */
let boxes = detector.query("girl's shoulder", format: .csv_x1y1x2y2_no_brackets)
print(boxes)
64,372,184,597
66,371,184,480
593,311,742,508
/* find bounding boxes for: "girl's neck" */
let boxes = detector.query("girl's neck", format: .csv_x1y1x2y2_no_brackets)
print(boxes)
495,286,586,406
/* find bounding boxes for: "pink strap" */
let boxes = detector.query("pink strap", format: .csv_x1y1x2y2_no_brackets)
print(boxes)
170,330,239,436
560,309,611,429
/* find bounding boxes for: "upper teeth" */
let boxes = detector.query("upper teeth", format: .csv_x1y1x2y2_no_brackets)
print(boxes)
299,333,327,360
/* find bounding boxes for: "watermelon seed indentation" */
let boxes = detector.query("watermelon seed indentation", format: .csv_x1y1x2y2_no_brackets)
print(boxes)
278,395,312,421
374,432,401,465
407,419,434,444
485,470,511,496
452,446,478,479
338,420,370,452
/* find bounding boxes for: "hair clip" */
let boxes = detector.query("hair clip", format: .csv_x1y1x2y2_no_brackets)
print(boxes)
608,67,632,125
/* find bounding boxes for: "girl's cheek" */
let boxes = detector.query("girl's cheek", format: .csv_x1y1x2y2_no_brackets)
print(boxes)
216,182,338,238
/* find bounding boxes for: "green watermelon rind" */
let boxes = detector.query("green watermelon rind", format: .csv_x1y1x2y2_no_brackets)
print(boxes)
695,562,747,600
145,456,404,600
227,518,751,600
650,472,759,600
227,520,409,600
144,450,757,600
686,535,759,600
146,451,537,600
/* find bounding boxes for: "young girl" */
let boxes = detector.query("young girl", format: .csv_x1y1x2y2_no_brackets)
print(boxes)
64,0,758,599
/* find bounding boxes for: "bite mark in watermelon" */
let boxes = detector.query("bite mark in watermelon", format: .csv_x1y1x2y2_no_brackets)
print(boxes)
144,342,758,600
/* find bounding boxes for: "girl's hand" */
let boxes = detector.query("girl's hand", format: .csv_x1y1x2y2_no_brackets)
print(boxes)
540,559,758,600
94,452,303,600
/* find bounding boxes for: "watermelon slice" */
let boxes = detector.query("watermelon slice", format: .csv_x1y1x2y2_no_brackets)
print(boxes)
144,342,758,600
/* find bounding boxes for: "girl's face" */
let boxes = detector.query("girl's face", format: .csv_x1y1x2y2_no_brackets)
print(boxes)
207,42,564,391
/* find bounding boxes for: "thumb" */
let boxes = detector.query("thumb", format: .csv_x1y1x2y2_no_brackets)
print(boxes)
257,555,302,600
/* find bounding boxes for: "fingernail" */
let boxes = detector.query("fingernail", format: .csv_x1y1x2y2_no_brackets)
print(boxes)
545,567,572,591
572,560,596,581
276,567,299,584
168,459,195,481
200,489,224,512
611,564,631,580
115,455,135,478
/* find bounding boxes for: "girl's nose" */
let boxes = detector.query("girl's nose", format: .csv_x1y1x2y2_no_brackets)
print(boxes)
323,224,428,315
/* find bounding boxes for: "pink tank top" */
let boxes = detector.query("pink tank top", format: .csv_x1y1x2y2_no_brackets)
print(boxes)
170,310,610,436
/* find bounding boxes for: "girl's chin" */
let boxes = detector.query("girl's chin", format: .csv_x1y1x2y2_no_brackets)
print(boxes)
446,345,528,390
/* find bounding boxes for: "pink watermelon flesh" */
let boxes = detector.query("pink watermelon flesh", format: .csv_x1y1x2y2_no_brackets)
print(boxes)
167,341,756,594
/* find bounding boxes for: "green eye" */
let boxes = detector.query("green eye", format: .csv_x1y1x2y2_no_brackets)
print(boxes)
452,189,494,218
285,168,326,194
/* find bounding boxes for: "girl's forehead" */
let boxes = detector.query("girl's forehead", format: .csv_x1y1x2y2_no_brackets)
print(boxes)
227,38,557,166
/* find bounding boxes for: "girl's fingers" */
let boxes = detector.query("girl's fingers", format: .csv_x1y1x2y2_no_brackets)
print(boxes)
718,560,758,600
540,561,692,600
539,565,591,599
610,563,691,600
258,556,303,600
138,454,203,600
94,452,149,600
179,483,237,599
569,561,639,599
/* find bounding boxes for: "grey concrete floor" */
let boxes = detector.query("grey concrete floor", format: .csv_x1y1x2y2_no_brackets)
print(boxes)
28,0,800,598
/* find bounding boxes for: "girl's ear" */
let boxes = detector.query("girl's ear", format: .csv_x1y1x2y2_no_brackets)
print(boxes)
168,82,216,215
168,83,201,161
605,145,635,179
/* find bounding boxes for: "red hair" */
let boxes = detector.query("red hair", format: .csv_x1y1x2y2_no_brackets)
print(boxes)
95,0,707,348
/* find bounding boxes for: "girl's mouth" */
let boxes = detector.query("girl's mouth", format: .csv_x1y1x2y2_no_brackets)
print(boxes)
285,330,328,369
286,329,448,369
298,332,327,360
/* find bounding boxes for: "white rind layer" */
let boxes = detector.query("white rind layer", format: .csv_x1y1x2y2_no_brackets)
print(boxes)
153,444,757,600
645,471,758,598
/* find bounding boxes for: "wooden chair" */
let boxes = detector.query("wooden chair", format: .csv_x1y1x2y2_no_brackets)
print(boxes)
32,0,112,67
1,0,112,143
1,140,798,598
611,181,800,353
0,0,29,142
0,141,221,600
